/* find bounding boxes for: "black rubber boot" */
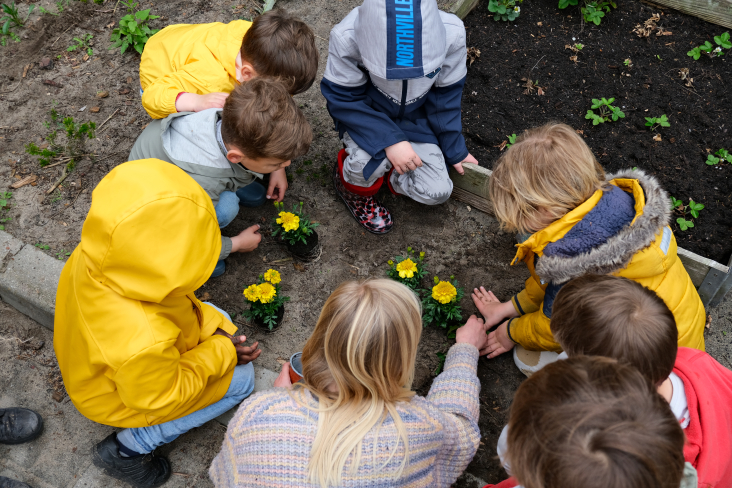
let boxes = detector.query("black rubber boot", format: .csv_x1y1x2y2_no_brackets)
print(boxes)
91,433,171,488
0,408,43,445
0,476,32,488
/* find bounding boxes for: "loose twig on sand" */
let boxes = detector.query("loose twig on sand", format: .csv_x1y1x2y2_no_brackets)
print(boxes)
97,108,120,133
46,166,69,195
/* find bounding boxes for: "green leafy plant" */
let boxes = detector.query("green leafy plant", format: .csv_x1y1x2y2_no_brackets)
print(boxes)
585,97,625,125
644,114,670,131
433,352,447,375
670,196,683,209
25,106,96,170
34,243,50,250
623,58,632,67
386,247,428,292
1,1,34,30
488,0,522,21
559,0,615,25
574,43,584,50
271,201,319,246
242,269,290,330
706,148,730,165
688,32,731,60
423,275,464,337
119,0,138,13
688,200,704,218
506,133,517,148
109,8,159,54
671,197,704,231
55,249,72,260
677,218,694,231
67,33,93,57
0,191,12,230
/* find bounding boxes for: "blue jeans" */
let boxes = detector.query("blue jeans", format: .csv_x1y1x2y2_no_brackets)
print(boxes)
211,183,267,278
116,304,254,454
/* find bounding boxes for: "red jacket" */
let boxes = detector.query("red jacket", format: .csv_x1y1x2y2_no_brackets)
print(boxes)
674,347,732,488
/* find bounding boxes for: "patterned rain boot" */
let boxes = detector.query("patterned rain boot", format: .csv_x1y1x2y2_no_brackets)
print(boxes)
333,150,393,235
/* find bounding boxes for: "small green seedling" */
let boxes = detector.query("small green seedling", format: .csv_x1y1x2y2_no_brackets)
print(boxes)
68,33,94,57
677,218,694,231
671,196,704,231
688,33,731,60
109,8,160,54
506,133,517,148
34,243,50,250
688,199,704,218
0,191,12,230
488,0,522,21
1,1,35,29
706,154,720,165
670,196,683,209
120,0,138,13
585,97,625,125
644,114,670,131
623,58,632,67
582,0,616,26
56,250,72,260
574,43,584,50
705,149,730,165
26,106,96,169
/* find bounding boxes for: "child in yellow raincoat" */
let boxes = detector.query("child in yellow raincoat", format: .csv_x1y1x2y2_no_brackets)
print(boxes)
54,159,261,487
472,123,705,373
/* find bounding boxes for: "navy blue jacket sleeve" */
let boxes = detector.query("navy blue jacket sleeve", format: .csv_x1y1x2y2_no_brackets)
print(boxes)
423,76,469,166
321,78,408,163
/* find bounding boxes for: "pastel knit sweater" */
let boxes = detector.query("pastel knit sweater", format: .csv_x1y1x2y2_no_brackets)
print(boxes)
209,343,481,487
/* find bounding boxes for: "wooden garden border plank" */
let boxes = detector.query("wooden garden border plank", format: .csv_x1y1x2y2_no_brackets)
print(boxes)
449,164,731,304
642,0,732,30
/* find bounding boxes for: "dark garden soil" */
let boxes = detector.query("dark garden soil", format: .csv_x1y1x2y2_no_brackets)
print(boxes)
462,0,732,264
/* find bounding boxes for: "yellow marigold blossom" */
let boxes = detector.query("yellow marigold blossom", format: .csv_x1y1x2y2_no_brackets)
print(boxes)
276,211,300,232
243,284,261,302
432,281,457,304
396,259,418,279
258,282,277,303
263,269,281,284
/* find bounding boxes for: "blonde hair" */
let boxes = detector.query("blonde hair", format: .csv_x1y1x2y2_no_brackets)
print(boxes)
489,123,607,234
296,279,422,488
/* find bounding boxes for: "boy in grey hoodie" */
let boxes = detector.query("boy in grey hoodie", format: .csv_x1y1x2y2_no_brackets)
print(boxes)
322,0,478,234
129,78,312,278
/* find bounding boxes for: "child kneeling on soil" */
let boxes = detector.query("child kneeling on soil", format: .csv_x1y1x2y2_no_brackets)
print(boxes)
471,122,705,368
129,77,312,278
54,159,262,488
210,279,488,487
482,356,698,488
548,274,732,488
321,0,479,234
139,9,318,119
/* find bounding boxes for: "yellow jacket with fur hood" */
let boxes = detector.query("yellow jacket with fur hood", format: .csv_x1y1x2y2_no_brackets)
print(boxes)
53,159,238,428
139,20,251,119
508,170,706,352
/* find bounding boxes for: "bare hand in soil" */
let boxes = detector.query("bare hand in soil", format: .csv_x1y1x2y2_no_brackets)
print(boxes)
453,153,479,175
455,315,489,350
231,224,261,252
267,167,288,202
471,287,518,327
273,362,293,388
213,329,262,364
385,141,423,175
174,92,229,112
481,321,515,359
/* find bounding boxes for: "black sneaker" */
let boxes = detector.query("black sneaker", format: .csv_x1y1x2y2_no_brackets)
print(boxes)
92,433,171,488
0,476,32,488
0,408,43,445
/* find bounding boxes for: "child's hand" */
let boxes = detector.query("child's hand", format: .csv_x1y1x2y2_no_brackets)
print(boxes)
472,287,518,327
455,315,489,350
385,141,423,175
452,153,479,175
267,168,288,202
175,92,229,112
273,362,293,388
213,329,262,365
231,224,261,252
481,321,516,359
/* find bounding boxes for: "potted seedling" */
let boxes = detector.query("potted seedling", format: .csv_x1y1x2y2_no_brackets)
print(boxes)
386,247,428,292
272,201,320,260
422,276,464,338
242,269,290,331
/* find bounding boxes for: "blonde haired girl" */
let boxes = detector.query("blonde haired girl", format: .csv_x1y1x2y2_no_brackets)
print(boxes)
210,279,487,487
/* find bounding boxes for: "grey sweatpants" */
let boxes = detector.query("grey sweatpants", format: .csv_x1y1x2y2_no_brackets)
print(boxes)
342,132,453,205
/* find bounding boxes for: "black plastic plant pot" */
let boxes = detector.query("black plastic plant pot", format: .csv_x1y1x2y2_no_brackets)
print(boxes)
284,231,320,261
253,305,285,332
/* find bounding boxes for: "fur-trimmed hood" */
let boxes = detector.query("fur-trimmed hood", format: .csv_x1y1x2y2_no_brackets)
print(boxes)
531,169,671,284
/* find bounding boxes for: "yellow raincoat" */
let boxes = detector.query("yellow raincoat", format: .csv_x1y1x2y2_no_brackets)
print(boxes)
139,20,251,119
508,170,706,352
53,159,239,428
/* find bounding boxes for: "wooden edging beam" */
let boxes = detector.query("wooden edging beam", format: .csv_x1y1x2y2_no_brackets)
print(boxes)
448,164,731,307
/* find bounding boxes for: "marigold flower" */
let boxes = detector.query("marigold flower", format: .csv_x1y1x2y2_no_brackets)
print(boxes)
388,260,394,266
396,258,418,279
243,284,261,302
263,269,281,284
257,282,277,303
276,211,300,232
432,281,457,304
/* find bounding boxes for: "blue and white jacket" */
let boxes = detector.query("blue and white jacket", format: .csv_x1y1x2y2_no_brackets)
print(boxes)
321,0,469,179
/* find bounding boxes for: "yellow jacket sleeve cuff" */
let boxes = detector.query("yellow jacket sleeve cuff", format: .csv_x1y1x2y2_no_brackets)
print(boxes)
512,288,541,316
508,312,563,352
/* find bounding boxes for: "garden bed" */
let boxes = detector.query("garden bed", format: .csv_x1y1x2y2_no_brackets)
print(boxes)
461,0,732,264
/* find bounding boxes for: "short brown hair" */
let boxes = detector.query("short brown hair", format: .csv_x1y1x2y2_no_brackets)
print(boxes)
507,356,686,488
550,274,677,385
240,10,318,95
489,122,606,234
221,77,312,161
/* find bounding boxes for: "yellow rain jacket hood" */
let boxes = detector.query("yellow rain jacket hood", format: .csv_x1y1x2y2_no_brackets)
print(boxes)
139,20,251,119
53,159,238,428
508,169,706,352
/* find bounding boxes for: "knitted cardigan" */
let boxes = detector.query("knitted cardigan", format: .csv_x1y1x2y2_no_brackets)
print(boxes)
209,343,481,487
